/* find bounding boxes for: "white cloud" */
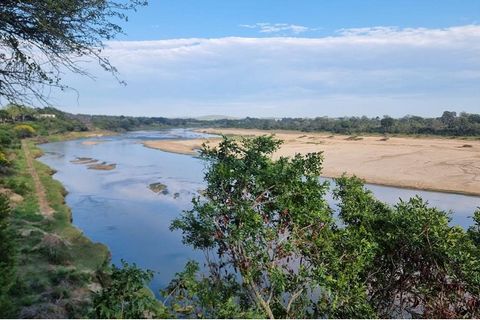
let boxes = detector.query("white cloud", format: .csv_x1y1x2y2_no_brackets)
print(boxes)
240,22,312,34
57,25,480,117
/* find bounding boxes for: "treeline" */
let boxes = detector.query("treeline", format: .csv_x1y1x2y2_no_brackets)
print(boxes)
4,104,479,137
87,115,204,132
0,104,88,135
213,111,480,136
75,110,480,137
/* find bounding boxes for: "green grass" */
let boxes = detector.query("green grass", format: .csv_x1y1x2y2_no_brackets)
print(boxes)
4,137,110,317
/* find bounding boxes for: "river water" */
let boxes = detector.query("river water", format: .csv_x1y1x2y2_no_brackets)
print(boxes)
38,129,480,295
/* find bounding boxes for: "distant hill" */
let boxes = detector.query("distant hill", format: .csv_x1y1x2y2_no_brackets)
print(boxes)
195,115,241,121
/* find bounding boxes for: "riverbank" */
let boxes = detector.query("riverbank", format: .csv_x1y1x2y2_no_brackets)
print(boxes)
143,128,480,196
1,132,111,318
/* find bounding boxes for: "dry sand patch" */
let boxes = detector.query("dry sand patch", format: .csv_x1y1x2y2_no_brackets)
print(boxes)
143,128,480,196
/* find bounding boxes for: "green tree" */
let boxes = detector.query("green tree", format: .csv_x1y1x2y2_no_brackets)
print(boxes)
333,176,480,318
92,260,165,319
0,0,146,105
170,135,334,318
168,136,480,318
380,116,394,133
440,110,457,127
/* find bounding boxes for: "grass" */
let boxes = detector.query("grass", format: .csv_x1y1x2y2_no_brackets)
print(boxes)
4,136,110,318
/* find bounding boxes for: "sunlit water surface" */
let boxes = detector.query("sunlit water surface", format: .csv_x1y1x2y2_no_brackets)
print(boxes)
38,129,480,295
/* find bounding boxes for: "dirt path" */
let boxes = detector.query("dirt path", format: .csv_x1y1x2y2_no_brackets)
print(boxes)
22,140,54,217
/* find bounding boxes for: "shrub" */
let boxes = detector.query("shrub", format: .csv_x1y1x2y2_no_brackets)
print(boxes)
13,125,36,138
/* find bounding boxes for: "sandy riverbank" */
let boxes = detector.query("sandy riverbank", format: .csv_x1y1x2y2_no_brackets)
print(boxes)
143,128,480,196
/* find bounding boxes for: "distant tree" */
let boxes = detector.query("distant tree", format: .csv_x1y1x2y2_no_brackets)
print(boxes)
380,116,394,133
440,111,457,127
0,0,147,106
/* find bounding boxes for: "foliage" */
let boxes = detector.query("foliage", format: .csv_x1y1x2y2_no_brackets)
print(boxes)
168,135,480,318
209,111,480,137
164,260,263,318
0,125,17,148
171,135,332,318
92,260,165,319
0,0,147,106
0,139,109,317
333,176,480,318
0,150,10,171
13,124,35,138
0,195,16,317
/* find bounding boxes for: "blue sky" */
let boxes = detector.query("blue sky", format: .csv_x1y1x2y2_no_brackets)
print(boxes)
55,0,480,117
119,0,479,40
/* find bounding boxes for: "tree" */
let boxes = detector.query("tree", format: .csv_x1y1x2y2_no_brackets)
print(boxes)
380,116,394,133
170,135,335,318
440,110,457,127
333,176,480,318
92,260,165,319
0,0,147,106
168,136,480,318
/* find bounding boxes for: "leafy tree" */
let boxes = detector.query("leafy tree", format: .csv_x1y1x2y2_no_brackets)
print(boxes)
171,135,335,318
163,260,262,318
0,0,146,106
92,260,165,319
333,176,480,318
380,116,394,133
440,111,457,127
168,136,480,318
0,195,16,317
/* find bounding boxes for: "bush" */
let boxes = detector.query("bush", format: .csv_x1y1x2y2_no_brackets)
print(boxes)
13,125,36,138
0,151,10,170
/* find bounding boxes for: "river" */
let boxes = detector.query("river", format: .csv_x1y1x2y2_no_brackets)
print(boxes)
38,129,480,296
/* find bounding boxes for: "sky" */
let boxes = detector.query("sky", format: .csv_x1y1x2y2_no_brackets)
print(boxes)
54,0,480,118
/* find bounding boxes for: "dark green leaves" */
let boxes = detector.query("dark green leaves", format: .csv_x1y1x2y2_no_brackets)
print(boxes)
92,260,164,319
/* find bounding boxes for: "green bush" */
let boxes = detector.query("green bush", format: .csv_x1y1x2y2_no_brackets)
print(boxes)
13,125,36,138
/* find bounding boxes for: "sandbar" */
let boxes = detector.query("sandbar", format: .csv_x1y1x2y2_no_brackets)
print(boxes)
143,129,480,196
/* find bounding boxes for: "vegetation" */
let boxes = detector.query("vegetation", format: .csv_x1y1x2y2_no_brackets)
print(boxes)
0,0,146,106
0,107,110,317
161,135,480,318
211,111,480,137
2,103,480,138
0,195,16,317
0,102,478,317
0,139,110,318
13,124,35,138
92,260,165,318
64,110,480,137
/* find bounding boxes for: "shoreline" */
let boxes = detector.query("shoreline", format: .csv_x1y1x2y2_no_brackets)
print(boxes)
5,132,112,317
143,128,480,197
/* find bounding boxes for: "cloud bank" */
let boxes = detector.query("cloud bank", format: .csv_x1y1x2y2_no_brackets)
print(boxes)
59,25,480,117
239,23,312,34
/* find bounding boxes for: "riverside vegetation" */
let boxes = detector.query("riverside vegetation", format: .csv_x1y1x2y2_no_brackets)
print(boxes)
0,106,112,317
1,104,480,318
